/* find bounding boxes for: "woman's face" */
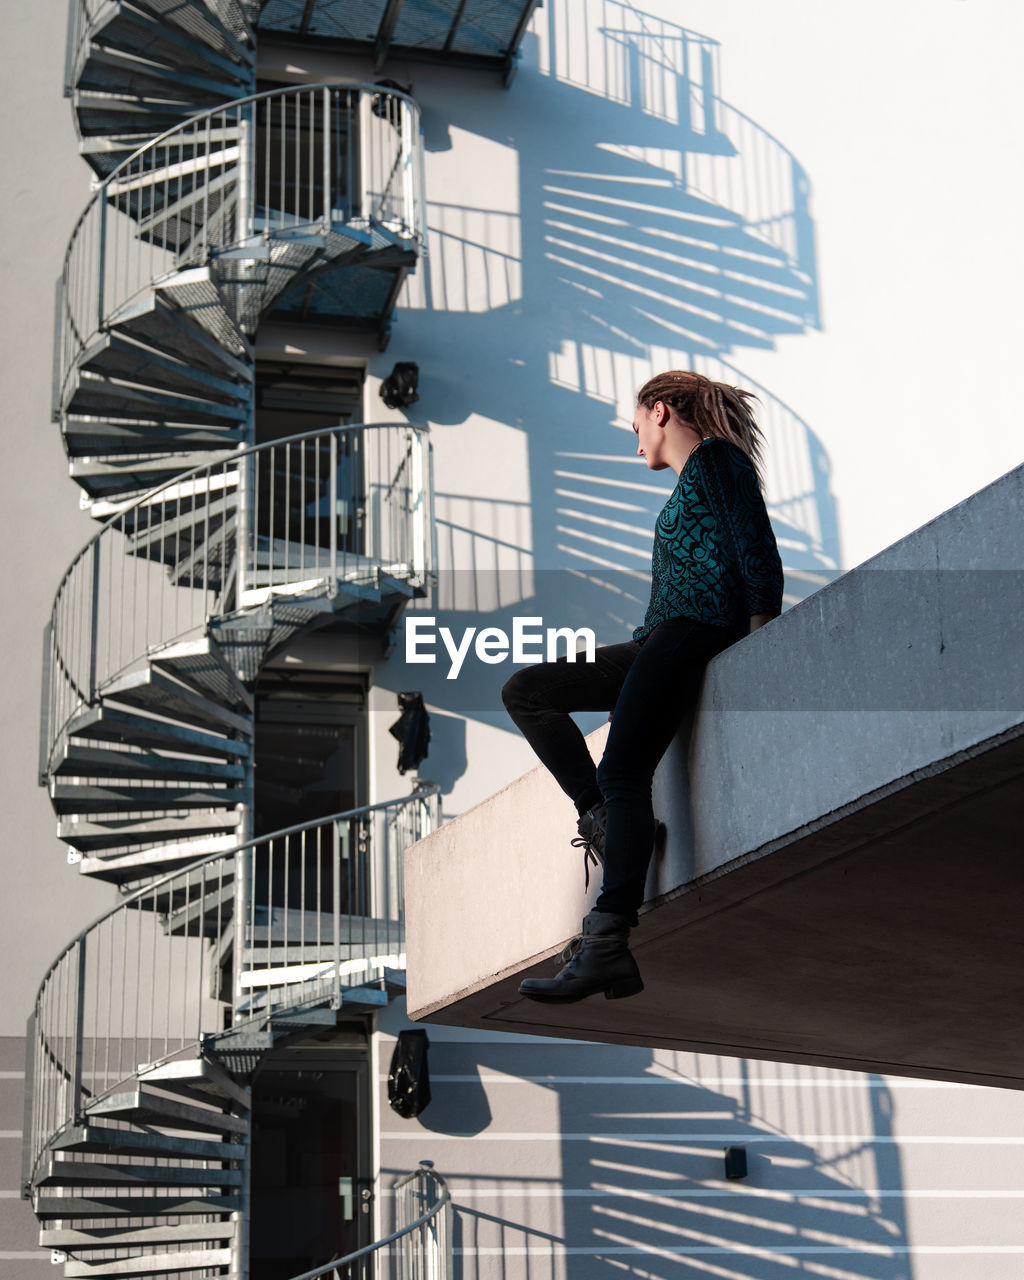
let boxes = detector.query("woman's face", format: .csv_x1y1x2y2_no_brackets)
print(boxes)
633,401,670,470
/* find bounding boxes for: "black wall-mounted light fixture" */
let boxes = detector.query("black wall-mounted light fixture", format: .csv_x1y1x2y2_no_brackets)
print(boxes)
724,1145,748,1180
379,361,419,409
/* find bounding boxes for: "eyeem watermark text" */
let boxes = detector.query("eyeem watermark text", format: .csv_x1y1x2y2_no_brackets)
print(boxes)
405,616,597,680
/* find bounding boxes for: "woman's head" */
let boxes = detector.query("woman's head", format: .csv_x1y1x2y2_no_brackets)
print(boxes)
635,370,766,479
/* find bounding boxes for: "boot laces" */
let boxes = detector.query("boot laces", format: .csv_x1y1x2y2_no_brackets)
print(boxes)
558,935,583,968
570,833,602,889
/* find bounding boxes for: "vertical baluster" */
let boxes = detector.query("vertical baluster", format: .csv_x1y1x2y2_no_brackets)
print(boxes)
299,437,306,580
333,819,342,1007
283,441,291,584
330,431,338,585
323,86,333,228
135,874,143,1079
268,443,276,591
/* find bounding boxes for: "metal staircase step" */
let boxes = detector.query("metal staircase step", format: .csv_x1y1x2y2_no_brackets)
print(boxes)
33,1193,241,1220
55,742,245,784
63,414,244,458
340,984,389,1010
79,330,249,406
102,667,252,735
50,782,246,815
85,1089,248,1135
98,2,252,82
126,875,237,936
68,369,249,426
38,1156,242,1188
51,1124,246,1163
89,463,240,522
66,706,249,759
149,639,253,710
80,42,249,102
61,1246,233,1276
40,1219,235,1251
78,833,240,882
139,1057,250,1111
126,496,235,557
99,267,250,367
70,451,240,501
111,289,252,380
59,809,241,853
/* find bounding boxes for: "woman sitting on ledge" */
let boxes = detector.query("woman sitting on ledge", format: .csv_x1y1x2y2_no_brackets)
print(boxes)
502,370,783,1003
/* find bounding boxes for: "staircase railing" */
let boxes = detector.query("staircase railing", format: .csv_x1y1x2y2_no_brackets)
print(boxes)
41,421,433,777
284,1162,452,1280
56,81,423,410
23,787,442,1192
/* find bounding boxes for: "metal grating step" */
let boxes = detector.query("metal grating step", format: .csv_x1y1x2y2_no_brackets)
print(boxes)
65,705,248,759
101,667,252,735
78,329,249,406
33,1192,241,1220
55,742,245,784
63,414,243,459
139,1056,251,1111
85,1088,248,1136
78,833,240,883
149,638,252,710
60,1245,234,1276
50,783,246,816
67,369,250,427
37,1157,242,1189
40,1220,235,1251
50,1124,246,1163
111,288,252,380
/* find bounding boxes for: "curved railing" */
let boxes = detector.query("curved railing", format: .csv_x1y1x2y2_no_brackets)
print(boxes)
42,421,433,777
287,1162,452,1280
56,80,423,410
24,787,442,1191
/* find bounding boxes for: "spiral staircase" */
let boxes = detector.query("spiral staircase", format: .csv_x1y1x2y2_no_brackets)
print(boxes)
15,1,543,1274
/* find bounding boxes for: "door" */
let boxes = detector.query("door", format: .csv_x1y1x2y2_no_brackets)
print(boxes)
250,1049,373,1278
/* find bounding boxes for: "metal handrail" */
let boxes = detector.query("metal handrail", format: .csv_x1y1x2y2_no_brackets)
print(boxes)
286,1163,452,1280
42,420,433,776
24,786,442,1191
55,80,424,412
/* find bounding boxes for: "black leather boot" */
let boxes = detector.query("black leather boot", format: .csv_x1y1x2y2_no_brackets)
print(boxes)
518,910,644,1003
572,802,606,888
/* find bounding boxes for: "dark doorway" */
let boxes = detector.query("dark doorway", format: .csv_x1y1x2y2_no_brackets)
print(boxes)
254,669,367,836
250,1041,373,1279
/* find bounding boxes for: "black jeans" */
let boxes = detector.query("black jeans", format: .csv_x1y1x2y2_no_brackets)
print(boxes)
501,616,735,922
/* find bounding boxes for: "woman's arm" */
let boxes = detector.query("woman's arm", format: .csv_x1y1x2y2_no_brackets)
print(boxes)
694,440,784,621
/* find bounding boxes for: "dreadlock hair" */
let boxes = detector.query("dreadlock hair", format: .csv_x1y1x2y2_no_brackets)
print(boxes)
636,370,766,485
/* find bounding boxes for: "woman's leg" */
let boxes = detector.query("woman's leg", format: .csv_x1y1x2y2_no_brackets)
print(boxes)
501,641,639,816
595,617,735,922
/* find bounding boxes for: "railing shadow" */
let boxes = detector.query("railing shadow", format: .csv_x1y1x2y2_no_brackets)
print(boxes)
383,2,839,768
385,1041,914,1280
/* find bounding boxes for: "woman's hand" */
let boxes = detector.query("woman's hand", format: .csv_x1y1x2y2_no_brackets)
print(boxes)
749,613,772,633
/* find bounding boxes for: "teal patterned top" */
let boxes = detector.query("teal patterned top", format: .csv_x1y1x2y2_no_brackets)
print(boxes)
633,437,784,642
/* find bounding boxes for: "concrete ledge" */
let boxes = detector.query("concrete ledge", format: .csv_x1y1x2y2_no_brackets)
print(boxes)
405,464,1024,1087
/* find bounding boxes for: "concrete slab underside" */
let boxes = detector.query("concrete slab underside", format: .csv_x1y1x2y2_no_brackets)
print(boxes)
414,727,1024,1088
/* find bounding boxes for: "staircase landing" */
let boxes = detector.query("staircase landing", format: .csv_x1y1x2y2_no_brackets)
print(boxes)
405,464,1024,1089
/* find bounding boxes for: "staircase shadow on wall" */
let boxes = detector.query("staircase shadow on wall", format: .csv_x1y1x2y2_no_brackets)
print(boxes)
374,4,839,772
